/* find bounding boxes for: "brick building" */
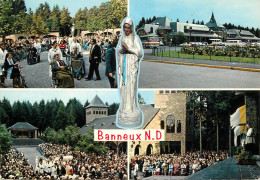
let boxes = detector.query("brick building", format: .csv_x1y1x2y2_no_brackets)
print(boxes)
129,90,193,158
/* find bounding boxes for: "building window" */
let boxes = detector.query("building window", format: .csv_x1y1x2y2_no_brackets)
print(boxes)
104,111,107,115
171,90,176,94
93,111,95,114
166,115,175,133
177,120,181,133
161,121,164,129
101,111,103,114
159,90,164,94
150,27,153,33
165,90,170,94
96,111,98,114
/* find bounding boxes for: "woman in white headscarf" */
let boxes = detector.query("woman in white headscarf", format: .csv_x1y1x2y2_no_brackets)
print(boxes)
116,17,144,129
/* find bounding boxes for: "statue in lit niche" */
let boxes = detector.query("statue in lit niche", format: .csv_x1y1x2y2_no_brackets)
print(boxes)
116,17,144,129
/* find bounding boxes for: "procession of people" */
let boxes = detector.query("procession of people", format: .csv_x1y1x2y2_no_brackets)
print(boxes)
0,34,118,88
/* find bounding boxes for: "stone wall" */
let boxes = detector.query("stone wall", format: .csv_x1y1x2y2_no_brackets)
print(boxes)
85,107,108,124
129,141,161,159
155,91,187,154
246,92,260,155
129,112,161,158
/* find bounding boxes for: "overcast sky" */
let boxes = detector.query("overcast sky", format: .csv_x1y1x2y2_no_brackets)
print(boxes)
129,0,260,29
0,89,155,105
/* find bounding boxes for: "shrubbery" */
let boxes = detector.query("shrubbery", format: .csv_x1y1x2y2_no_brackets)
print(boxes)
41,125,108,154
181,44,260,58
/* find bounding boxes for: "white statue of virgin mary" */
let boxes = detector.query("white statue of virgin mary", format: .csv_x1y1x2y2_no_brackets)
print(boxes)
116,17,144,129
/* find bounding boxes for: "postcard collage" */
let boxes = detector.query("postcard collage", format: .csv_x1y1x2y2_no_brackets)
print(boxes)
0,0,260,179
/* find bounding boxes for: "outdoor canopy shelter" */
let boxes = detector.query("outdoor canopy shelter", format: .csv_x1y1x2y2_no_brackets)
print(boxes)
8,122,38,139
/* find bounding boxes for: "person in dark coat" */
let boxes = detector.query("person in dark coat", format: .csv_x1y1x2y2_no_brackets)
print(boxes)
85,39,101,81
105,40,118,88
61,165,66,175
3,52,21,87
51,54,74,88
27,43,37,64
28,43,37,57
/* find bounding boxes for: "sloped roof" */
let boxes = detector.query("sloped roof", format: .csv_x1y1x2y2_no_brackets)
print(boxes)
205,12,224,28
151,17,172,27
80,104,160,134
183,32,219,38
185,23,210,31
8,122,38,130
240,30,254,36
158,26,172,30
86,95,109,109
138,24,160,36
227,29,238,35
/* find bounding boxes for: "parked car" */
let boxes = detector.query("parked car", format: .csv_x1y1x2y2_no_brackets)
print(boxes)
224,40,244,47
251,41,260,47
179,42,191,47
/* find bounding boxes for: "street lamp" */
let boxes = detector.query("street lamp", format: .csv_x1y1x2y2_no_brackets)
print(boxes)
199,94,203,155
189,26,192,44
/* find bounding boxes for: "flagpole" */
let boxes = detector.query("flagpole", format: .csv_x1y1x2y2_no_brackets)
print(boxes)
199,95,202,155
229,125,232,156
216,111,219,155
229,106,232,157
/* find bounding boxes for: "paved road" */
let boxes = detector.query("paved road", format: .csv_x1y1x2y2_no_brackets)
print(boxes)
141,47,260,88
16,147,43,169
4,50,110,88
138,60,260,88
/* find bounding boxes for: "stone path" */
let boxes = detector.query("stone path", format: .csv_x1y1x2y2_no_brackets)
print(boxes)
15,147,44,169
186,157,260,180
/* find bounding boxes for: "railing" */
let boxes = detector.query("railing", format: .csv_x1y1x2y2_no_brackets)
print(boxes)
152,46,260,63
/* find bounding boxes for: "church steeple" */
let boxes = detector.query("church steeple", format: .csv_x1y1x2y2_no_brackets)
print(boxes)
210,12,216,22
85,95,109,124
205,12,224,30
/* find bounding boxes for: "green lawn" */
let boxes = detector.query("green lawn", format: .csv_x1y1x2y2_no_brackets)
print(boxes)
155,51,260,64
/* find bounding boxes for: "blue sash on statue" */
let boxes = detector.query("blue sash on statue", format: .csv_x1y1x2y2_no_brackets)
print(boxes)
123,54,126,84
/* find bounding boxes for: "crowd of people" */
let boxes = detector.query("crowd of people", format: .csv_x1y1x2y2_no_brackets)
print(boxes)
0,143,127,179
0,148,34,179
0,34,118,88
131,151,229,179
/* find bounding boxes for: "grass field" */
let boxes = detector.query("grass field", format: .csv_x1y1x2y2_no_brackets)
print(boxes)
154,51,260,64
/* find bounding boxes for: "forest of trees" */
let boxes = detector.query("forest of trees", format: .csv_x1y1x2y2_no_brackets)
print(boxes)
187,91,244,151
0,97,120,133
0,0,127,40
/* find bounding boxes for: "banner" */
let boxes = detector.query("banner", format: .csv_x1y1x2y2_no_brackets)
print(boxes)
230,105,246,129
94,129,165,141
